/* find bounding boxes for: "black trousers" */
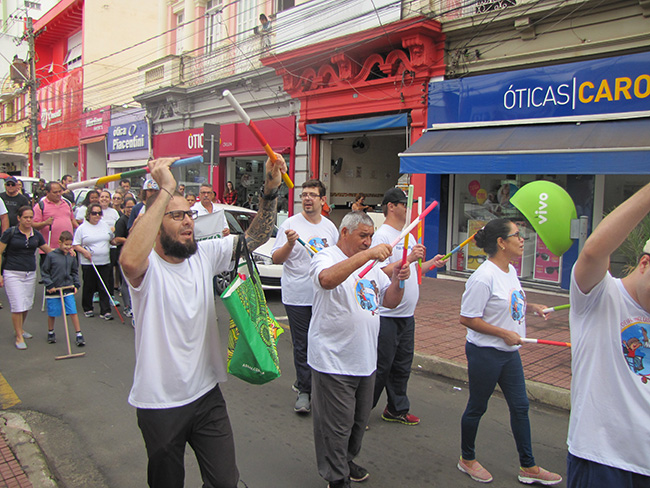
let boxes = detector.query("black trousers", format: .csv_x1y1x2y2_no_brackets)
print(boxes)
285,304,312,394
372,315,415,414
81,264,111,315
137,384,239,488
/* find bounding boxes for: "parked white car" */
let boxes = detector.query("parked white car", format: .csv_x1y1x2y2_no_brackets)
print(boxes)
213,203,282,293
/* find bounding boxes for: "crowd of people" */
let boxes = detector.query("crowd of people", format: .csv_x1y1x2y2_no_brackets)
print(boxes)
1,163,648,488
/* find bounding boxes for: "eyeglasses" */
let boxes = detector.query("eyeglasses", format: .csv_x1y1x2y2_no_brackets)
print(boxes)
5,182,15,187
467,255,486,264
90,211,103,216
506,232,523,239
164,210,198,221
300,192,321,200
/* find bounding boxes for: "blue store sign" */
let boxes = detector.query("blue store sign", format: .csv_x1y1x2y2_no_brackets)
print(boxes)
429,51,650,124
107,120,149,153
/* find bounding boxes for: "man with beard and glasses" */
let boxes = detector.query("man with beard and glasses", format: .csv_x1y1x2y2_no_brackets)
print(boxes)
120,155,286,488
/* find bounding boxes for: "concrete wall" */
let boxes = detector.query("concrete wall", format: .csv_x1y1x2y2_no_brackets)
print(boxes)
82,0,161,110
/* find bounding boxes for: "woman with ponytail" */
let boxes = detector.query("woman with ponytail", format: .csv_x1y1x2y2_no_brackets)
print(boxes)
456,218,562,485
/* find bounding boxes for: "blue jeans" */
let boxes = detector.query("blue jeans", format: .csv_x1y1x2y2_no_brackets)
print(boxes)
461,342,535,468
567,453,650,488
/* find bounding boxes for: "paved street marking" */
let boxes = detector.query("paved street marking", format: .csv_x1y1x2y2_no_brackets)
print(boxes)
0,372,20,409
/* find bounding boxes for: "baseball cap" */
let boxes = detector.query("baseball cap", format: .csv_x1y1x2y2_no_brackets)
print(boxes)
142,179,159,191
5,176,17,184
381,187,407,206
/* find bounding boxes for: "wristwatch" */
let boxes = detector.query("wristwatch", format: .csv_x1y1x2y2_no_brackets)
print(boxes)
259,184,279,201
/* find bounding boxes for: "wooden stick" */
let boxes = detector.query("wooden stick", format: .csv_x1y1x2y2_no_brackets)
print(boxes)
222,90,294,189
67,156,203,190
521,337,571,347
400,185,414,288
541,304,570,314
55,286,85,360
359,200,439,278
89,256,125,323
417,198,423,285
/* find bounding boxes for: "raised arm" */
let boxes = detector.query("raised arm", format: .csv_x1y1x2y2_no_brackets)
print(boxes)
319,244,392,290
243,153,286,252
574,182,650,294
119,158,178,287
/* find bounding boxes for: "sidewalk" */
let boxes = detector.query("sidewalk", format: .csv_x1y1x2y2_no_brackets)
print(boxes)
413,275,572,409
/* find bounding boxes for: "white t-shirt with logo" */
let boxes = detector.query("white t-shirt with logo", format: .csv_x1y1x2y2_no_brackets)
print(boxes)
373,224,419,317
307,245,391,376
127,236,236,409
271,213,339,306
72,220,113,265
460,260,526,352
568,270,650,476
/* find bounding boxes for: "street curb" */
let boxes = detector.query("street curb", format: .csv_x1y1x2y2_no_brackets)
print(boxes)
413,352,571,411
0,412,58,487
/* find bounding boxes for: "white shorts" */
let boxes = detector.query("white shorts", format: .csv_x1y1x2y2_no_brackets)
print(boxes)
3,270,37,313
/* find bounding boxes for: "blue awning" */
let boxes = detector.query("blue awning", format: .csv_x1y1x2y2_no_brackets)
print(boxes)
307,113,408,135
399,118,650,174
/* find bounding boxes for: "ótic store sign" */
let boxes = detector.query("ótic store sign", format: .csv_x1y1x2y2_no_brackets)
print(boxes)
107,120,149,153
429,51,650,124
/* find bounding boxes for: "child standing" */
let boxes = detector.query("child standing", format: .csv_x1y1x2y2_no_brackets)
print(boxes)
41,231,85,346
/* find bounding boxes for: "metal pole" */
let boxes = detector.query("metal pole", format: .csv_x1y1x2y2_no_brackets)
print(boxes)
27,17,40,178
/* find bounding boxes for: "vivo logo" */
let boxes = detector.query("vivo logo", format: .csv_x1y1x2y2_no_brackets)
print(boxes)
535,192,548,224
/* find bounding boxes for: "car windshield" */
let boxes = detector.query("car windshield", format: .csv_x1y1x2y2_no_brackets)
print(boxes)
224,209,277,237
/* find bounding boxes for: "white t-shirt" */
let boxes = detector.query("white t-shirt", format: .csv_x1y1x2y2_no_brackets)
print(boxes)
0,198,7,216
271,213,339,306
373,224,419,317
460,260,526,352
307,245,391,376
568,270,650,476
127,236,236,409
74,205,87,221
72,220,113,265
192,201,220,217
101,207,120,230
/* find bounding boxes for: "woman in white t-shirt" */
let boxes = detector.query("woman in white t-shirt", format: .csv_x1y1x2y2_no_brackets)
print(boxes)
99,190,121,298
457,219,562,486
72,203,115,321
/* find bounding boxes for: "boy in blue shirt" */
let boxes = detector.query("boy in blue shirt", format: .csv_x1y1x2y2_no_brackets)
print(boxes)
41,231,85,346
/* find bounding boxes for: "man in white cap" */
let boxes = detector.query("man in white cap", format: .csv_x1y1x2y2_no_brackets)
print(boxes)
127,179,159,231
568,182,650,487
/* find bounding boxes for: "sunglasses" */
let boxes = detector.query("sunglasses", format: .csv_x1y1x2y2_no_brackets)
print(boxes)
164,210,198,221
90,211,103,216
5,182,16,186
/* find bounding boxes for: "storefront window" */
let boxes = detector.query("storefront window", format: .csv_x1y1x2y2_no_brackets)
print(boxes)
171,164,210,197
451,174,567,285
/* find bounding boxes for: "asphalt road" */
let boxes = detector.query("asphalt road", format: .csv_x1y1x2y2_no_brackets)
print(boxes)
0,288,570,487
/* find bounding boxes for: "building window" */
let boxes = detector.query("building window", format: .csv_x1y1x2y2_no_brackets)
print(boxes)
64,31,82,70
236,0,257,40
176,12,184,55
277,0,294,13
205,0,222,54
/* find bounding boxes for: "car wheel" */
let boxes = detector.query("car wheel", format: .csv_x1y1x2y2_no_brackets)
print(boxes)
214,270,236,295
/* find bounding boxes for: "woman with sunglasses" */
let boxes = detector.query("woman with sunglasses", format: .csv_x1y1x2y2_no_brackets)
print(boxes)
0,206,52,349
457,218,562,485
73,203,116,320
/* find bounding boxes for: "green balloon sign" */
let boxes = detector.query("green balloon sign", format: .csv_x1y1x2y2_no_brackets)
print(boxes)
510,181,577,256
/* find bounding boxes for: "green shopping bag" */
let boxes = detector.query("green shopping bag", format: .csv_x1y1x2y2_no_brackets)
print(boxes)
222,235,283,384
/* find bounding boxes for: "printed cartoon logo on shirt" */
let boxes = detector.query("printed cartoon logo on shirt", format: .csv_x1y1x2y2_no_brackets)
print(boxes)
621,322,650,384
308,237,330,252
510,289,526,323
355,279,380,314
